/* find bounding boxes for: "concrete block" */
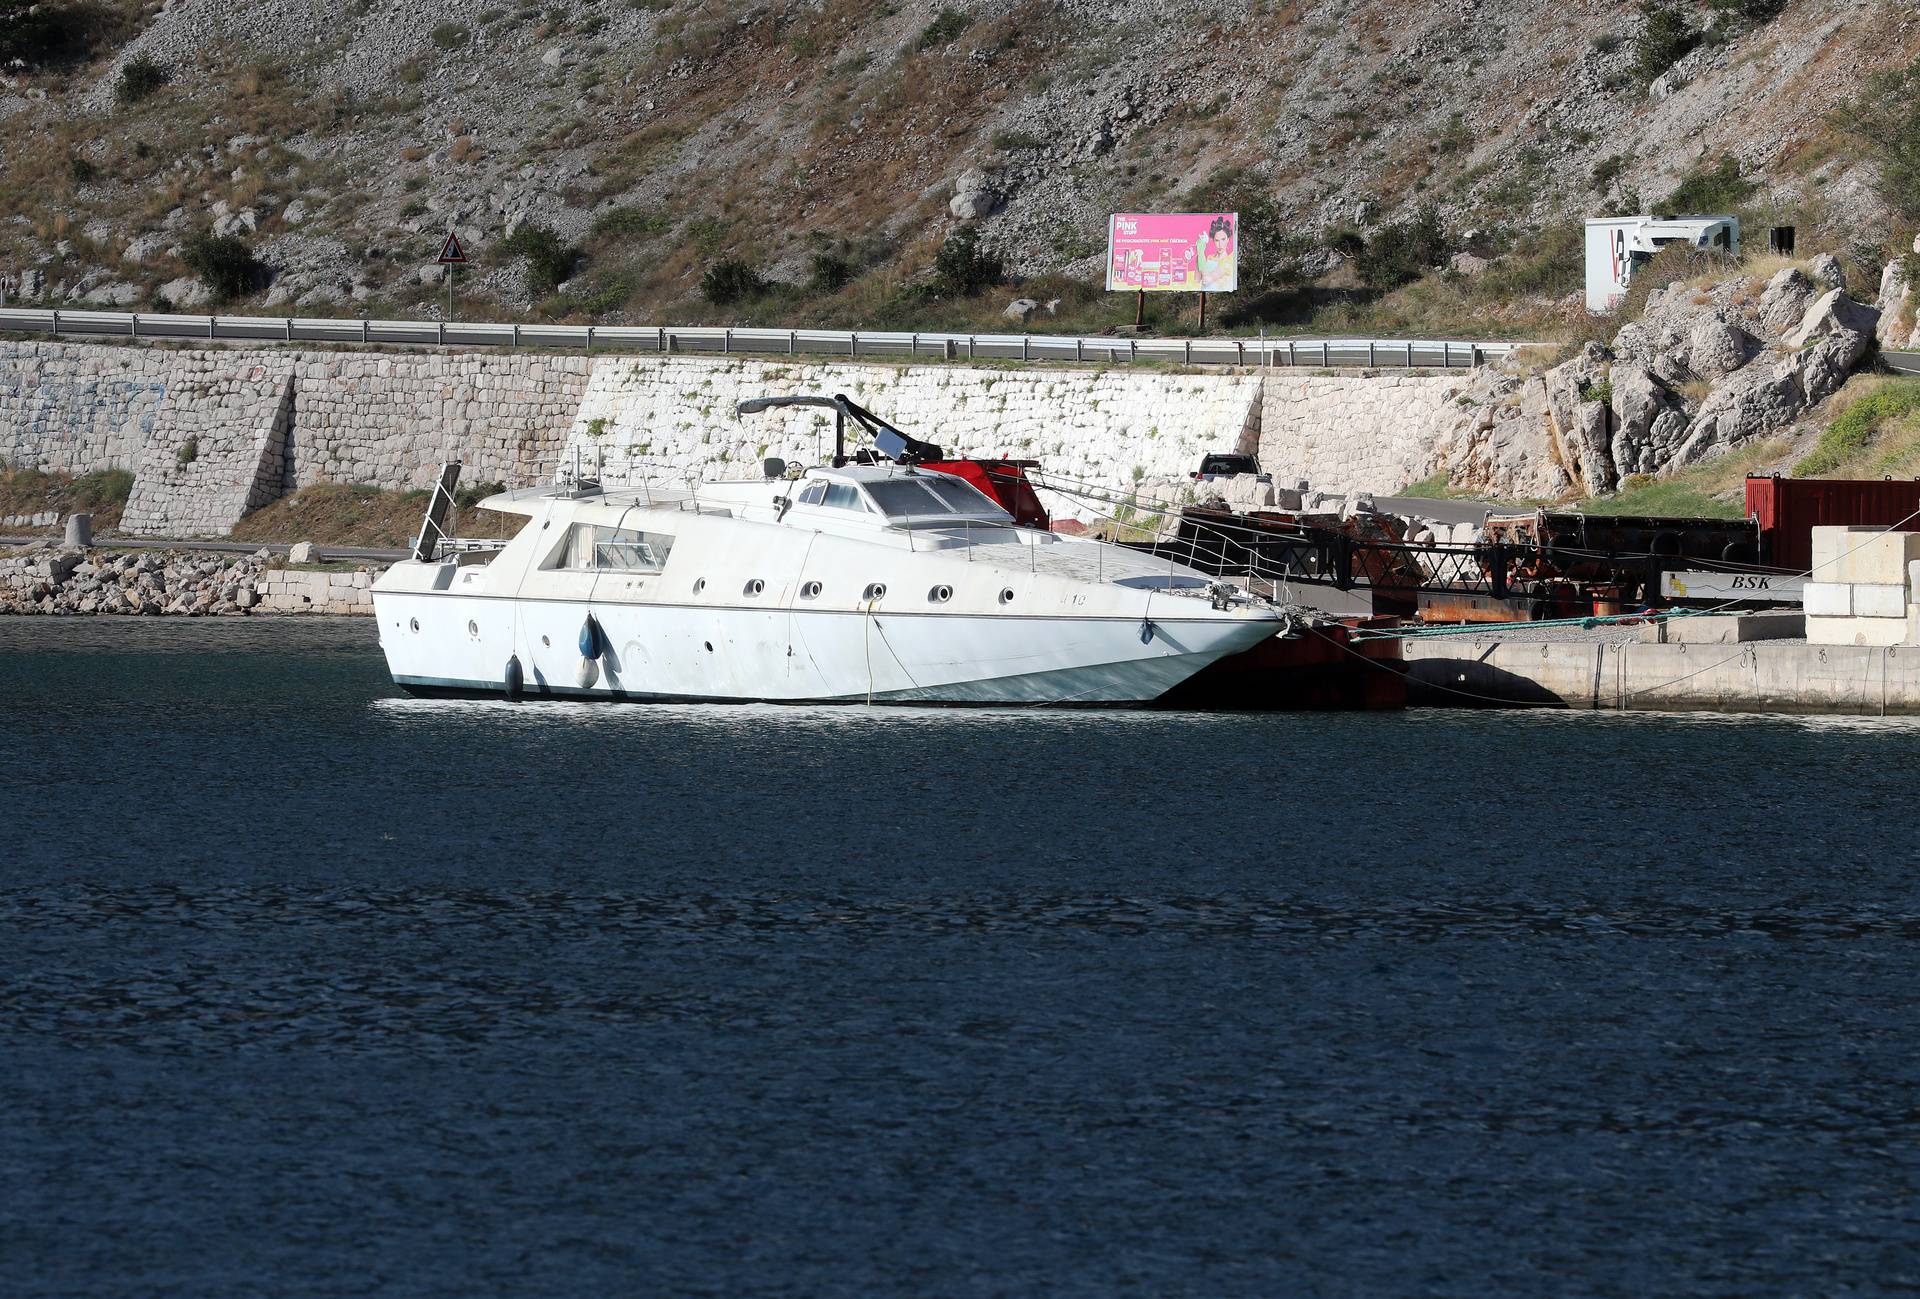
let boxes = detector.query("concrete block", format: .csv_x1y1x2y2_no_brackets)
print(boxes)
1806,614,1912,647
1853,582,1907,619
1818,528,1920,585
1642,611,1805,644
1804,581,1853,617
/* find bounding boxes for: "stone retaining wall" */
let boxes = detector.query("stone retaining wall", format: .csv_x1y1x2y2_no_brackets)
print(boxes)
561,357,1265,525
1,341,591,537
1256,372,1466,493
1,340,1504,537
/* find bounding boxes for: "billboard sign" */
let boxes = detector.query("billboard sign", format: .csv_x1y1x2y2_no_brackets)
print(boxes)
1106,212,1238,292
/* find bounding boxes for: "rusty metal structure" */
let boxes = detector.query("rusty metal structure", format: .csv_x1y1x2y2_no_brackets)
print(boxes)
1125,505,1785,620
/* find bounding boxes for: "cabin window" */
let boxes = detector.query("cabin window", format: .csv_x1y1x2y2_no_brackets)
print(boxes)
919,476,1009,518
798,480,828,506
559,523,675,572
821,482,869,512
865,479,952,517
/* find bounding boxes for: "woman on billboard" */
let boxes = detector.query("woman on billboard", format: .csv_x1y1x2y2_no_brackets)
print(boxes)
1196,215,1236,291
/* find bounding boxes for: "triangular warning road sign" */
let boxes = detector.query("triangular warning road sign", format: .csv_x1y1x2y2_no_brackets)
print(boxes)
437,231,467,264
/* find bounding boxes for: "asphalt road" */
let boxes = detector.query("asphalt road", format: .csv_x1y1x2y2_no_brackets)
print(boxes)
1885,350,1920,376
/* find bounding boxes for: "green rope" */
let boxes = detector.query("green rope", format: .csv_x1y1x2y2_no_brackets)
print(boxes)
1352,606,1725,641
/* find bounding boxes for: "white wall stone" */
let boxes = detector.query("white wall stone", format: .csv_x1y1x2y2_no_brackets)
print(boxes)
1256,372,1466,493
561,357,1264,526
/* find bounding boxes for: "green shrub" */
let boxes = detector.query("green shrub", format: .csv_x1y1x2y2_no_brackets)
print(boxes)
701,257,766,305
1709,0,1786,22
1578,379,1614,405
70,467,133,506
992,129,1041,152
115,54,169,104
684,216,728,256
1633,2,1696,84
807,249,853,294
1590,154,1625,191
502,222,578,293
176,437,199,466
456,480,506,508
1661,155,1756,213
1354,205,1451,291
67,154,98,183
0,0,117,65
1796,384,1920,477
182,231,261,301
930,228,1003,296
592,204,668,240
430,21,469,48
917,8,970,50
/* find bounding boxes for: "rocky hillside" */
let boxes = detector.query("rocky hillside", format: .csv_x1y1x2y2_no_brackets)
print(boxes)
0,0,1917,328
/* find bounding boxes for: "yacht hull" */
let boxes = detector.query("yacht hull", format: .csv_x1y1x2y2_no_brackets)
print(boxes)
374,591,1277,706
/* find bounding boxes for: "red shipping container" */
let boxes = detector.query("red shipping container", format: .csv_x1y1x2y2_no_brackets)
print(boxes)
1746,475,1920,573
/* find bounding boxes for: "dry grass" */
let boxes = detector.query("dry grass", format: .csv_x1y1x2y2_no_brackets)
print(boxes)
230,483,521,548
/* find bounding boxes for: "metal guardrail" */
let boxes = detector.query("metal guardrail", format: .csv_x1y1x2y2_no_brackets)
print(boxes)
0,306,1525,369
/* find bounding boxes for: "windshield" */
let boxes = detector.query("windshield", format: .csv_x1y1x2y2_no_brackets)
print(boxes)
865,479,949,517
920,476,1009,517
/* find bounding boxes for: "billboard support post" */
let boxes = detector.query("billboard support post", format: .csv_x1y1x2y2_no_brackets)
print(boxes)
1134,289,1144,328
1199,292,1207,331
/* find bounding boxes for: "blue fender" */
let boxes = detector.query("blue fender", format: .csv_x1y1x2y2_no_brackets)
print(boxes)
578,613,603,659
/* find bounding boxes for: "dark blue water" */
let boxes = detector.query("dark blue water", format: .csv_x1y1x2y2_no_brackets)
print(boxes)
3,617,1919,1296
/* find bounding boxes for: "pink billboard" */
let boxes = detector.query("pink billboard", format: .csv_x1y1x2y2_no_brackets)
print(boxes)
1106,212,1238,293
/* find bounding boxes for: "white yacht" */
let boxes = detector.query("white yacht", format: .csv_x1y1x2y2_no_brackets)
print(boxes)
371,396,1284,705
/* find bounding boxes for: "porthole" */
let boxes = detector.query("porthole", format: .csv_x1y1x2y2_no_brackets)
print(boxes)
863,582,887,602
998,588,1015,605
541,635,551,647
467,619,480,638
409,617,419,633
693,578,706,594
744,578,765,597
800,580,823,599
703,640,714,652
929,584,953,604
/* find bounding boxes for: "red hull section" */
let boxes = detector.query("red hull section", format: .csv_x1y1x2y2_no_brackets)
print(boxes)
1156,620,1406,711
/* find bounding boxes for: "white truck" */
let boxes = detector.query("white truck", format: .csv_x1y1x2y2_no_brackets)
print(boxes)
1584,214,1740,313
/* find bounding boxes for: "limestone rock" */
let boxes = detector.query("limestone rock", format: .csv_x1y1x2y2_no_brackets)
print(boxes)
1673,361,1805,465
1756,267,1817,339
949,168,1002,220
1783,288,1879,351
158,276,210,308
1609,362,1690,479
211,208,258,238
82,281,140,306
282,199,309,226
1808,253,1847,292
287,541,318,563
1789,332,1870,407
541,46,567,69
1687,316,1756,380
1543,341,1616,492
1447,252,1488,277
122,233,167,263
417,263,445,285
1875,259,1912,346
1002,297,1038,322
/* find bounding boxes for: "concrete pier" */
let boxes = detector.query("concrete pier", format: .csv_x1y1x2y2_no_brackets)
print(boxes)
1406,637,1920,715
